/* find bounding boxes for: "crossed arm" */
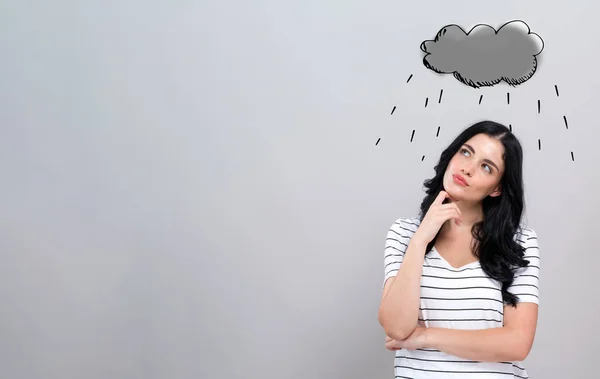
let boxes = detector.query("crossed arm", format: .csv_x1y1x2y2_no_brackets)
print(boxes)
382,275,538,362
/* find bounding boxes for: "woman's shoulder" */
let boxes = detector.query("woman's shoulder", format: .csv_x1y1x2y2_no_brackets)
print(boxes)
513,225,539,250
514,224,538,240
387,215,421,236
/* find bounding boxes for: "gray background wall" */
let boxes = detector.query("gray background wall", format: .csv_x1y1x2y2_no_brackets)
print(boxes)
1,1,598,378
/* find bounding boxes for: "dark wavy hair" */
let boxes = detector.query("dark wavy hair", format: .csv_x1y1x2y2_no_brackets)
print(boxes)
418,120,529,307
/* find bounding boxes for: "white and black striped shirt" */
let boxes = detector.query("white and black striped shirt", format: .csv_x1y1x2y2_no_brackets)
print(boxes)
383,216,540,379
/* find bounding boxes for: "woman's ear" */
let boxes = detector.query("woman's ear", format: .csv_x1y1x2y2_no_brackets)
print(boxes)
489,185,502,198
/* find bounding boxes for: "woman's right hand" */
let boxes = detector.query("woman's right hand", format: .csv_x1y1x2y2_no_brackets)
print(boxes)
413,191,463,245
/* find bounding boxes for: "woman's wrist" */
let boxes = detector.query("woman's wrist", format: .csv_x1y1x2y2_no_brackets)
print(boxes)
420,326,433,348
409,235,429,253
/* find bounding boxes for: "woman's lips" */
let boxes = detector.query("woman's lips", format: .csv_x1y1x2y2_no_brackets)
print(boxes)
453,174,469,186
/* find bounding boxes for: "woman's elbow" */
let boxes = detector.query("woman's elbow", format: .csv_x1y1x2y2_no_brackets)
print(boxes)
378,310,415,340
513,334,535,361
513,345,533,362
385,326,414,341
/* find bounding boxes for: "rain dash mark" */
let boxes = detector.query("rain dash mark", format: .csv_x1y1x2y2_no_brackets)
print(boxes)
406,74,413,83
410,130,415,142
507,93,510,105
391,106,396,115
425,97,429,108
375,138,381,146
509,124,512,132
436,126,440,137
563,116,569,129
555,85,559,97
479,95,483,104
421,155,425,161
538,139,541,150
571,151,575,161
438,89,443,104
537,100,541,114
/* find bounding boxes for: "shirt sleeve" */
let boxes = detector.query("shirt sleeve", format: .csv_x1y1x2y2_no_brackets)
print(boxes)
507,229,540,304
382,217,418,289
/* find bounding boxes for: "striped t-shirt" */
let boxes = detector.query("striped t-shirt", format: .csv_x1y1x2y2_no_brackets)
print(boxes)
383,216,540,379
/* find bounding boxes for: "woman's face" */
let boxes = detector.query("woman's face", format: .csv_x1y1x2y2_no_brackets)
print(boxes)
443,133,505,204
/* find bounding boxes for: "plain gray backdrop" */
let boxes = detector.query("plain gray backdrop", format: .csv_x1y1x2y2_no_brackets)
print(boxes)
1,0,599,378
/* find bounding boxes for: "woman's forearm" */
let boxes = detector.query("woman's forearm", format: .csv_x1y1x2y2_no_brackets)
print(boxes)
423,327,529,362
378,238,427,340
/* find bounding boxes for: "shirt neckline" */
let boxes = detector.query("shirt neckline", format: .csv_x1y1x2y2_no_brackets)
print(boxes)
431,246,480,271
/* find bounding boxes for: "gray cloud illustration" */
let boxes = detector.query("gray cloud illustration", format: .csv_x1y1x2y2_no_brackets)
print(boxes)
420,20,544,88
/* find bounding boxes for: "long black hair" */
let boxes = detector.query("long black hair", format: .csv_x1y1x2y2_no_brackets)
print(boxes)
418,120,529,307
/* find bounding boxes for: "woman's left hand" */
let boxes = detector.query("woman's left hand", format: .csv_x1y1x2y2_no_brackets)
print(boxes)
385,323,428,351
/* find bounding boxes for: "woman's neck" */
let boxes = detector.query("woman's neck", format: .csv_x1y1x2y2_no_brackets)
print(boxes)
440,201,483,235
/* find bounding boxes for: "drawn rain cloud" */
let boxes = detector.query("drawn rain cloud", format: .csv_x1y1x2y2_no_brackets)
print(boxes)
420,20,544,88
379,21,574,163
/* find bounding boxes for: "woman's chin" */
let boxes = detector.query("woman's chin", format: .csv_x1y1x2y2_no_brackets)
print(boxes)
443,183,461,199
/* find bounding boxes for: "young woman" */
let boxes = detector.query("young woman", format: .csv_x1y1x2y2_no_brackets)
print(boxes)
378,120,540,378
